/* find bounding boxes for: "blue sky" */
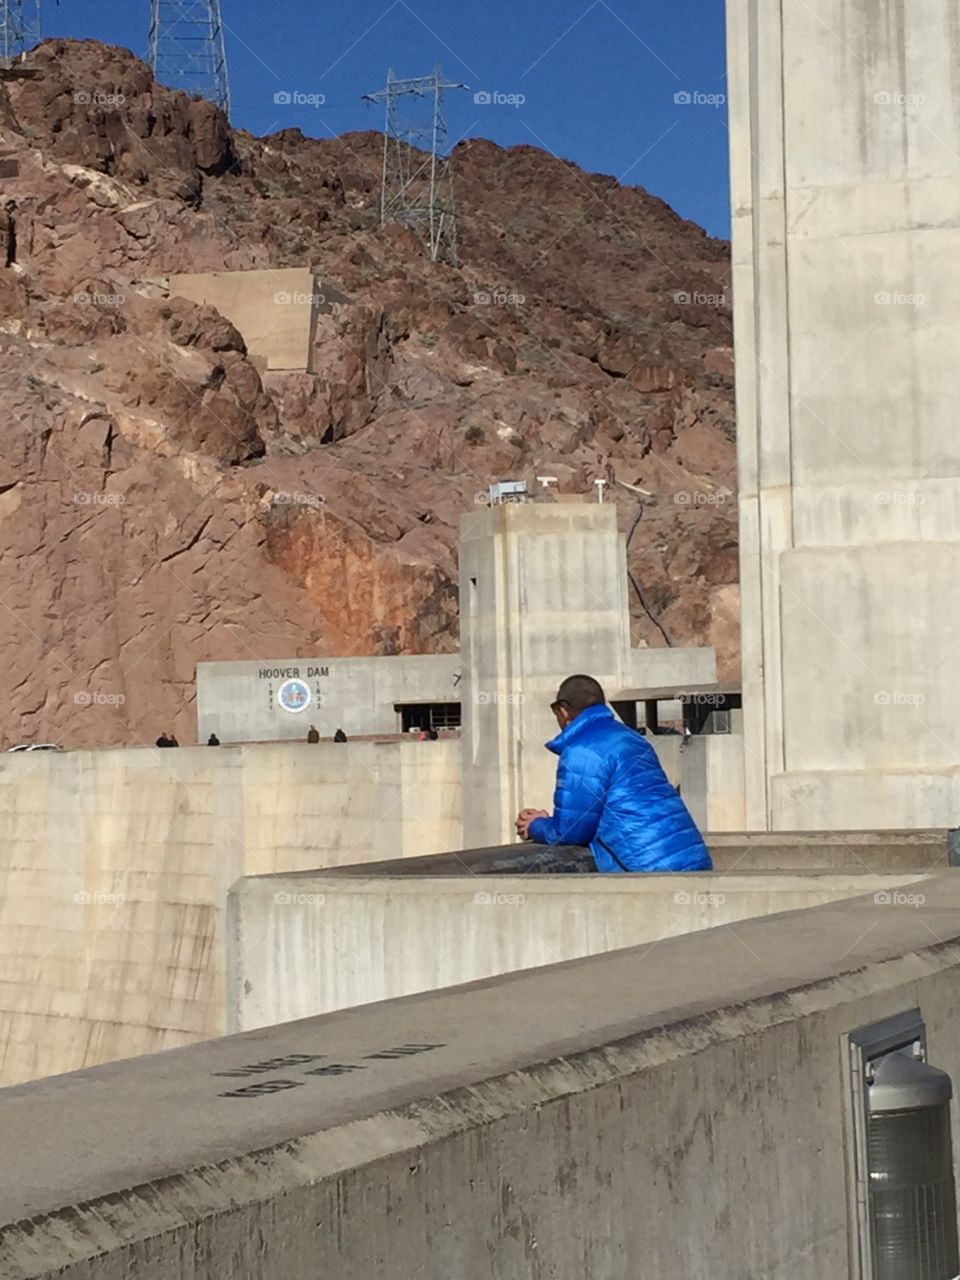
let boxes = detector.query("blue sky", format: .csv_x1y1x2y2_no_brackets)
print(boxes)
45,1,732,238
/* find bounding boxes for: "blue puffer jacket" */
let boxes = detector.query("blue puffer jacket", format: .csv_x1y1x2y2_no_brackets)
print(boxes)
528,704,712,872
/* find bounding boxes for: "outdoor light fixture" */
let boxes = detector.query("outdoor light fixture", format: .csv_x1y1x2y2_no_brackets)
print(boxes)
844,1010,960,1279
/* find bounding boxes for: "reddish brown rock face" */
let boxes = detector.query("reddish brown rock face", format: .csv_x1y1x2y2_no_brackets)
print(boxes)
0,39,738,748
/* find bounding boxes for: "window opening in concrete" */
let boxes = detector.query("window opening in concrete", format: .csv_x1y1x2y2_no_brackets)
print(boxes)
395,702,461,733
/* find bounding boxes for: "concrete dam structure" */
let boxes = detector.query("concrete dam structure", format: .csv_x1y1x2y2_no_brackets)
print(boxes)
0,739,460,1087
0,502,733,1089
5,0,960,1274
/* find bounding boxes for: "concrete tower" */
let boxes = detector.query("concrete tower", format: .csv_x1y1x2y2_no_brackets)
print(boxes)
728,0,960,830
459,502,631,847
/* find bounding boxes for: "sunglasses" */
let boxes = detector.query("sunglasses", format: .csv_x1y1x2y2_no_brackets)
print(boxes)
550,699,570,714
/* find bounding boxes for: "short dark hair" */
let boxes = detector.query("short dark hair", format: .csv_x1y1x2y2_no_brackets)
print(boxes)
554,674,606,714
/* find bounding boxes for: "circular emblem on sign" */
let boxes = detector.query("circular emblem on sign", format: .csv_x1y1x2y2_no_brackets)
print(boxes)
277,678,311,714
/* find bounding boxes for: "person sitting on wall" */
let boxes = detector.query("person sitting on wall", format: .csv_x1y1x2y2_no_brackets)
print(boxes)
515,674,712,873
333,727,347,743
207,733,220,746
306,725,320,744
156,732,176,748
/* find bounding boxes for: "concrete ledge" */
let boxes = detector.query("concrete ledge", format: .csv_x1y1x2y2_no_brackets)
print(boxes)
229,869,932,1030
3,876,960,1278
707,828,950,871
315,829,951,878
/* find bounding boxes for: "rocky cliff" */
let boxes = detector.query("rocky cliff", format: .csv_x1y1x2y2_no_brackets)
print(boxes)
0,38,738,746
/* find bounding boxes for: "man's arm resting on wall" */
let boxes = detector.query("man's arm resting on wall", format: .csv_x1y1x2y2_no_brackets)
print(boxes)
527,751,607,846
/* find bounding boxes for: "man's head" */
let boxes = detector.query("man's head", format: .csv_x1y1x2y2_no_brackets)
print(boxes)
550,674,606,729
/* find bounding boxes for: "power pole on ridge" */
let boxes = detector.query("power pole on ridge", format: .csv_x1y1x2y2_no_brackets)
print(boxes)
363,64,466,268
149,0,230,116
0,1,41,68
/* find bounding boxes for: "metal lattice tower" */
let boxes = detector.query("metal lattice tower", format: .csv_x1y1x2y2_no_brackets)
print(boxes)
149,0,230,116
0,0,41,67
363,65,466,267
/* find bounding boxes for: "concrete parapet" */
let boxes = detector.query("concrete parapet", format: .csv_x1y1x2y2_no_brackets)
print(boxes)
229,867,930,1031
708,828,950,872
326,829,952,877
3,876,960,1277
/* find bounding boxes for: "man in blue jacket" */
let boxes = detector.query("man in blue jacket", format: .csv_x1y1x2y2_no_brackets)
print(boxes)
516,674,712,872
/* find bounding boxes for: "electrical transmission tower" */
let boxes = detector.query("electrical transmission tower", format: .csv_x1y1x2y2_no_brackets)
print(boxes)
149,0,230,116
0,1,41,67
363,65,466,268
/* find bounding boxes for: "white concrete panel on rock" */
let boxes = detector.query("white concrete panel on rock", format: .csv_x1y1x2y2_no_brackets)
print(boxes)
167,267,350,372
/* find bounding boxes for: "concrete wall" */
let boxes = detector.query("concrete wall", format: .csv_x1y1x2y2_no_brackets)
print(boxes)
228,869,925,1031
729,0,960,829
196,654,462,744
681,733,747,832
197,646,717,748
4,877,960,1279
0,740,460,1086
167,267,349,372
335,832,951,877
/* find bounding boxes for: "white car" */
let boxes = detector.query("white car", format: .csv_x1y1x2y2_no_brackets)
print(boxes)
7,743,63,752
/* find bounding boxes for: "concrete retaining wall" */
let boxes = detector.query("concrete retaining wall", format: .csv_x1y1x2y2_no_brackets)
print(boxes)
3,876,960,1278
0,716,943,1092
228,870,927,1031
167,268,350,372
0,740,459,1086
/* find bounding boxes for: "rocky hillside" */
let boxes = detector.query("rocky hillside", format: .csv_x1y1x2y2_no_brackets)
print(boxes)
0,38,738,746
